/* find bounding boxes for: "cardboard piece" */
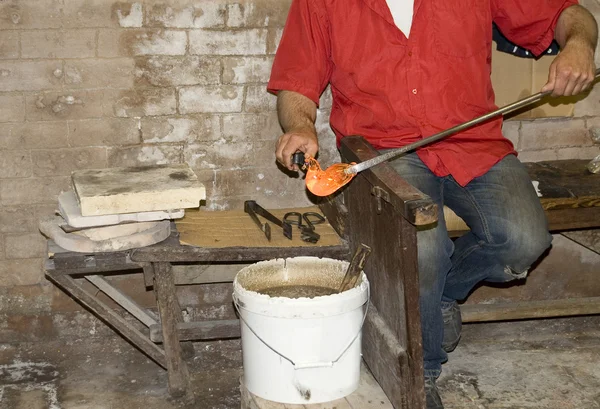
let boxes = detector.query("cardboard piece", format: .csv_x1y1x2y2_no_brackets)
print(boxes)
175,207,343,248
491,43,579,119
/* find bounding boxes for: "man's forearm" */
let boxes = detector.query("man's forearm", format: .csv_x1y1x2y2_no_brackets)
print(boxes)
277,90,318,134
555,5,598,51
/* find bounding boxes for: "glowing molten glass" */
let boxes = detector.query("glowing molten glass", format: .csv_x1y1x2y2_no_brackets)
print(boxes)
304,156,357,196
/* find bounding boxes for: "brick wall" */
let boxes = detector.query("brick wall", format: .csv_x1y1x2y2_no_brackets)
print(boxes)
0,0,599,324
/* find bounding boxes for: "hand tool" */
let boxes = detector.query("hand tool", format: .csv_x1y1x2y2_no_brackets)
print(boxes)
244,200,293,241
339,243,372,292
283,211,326,243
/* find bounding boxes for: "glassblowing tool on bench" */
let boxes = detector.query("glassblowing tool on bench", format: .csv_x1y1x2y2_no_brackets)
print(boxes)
244,200,293,241
292,68,600,197
283,211,326,243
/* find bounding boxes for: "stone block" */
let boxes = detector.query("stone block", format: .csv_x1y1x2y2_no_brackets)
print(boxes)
0,121,69,150
574,85,600,117
244,84,276,112
134,56,220,87
141,115,220,143
61,0,121,28
107,144,183,167
0,94,25,122
0,207,37,234
520,118,590,151
222,56,273,84
227,0,291,27
21,29,96,59
556,146,600,160
179,85,244,114
0,259,44,286
222,112,281,141
108,88,177,117
185,139,274,170
64,59,135,89
71,164,206,215
120,29,187,56
97,29,123,58
0,177,71,206
517,149,559,162
0,0,62,30
145,2,226,28
68,118,140,147
212,167,292,198
0,61,63,92
189,29,267,55
4,233,47,259
0,31,19,59
26,90,106,121
0,150,32,178
502,120,521,149
31,147,107,177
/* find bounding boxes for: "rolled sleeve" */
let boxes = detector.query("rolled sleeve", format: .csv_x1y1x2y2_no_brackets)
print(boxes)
492,0,578,57
267,0,333,105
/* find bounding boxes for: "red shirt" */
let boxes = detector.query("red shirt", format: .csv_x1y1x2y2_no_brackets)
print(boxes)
267,0,576,186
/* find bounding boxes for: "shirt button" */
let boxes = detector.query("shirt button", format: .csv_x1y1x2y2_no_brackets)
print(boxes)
412,89,418,94
408,51,413,56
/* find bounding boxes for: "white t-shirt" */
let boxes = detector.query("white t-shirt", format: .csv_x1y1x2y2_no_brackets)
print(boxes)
385,0,414,38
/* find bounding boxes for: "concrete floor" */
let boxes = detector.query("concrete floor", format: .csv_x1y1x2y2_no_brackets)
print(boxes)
1,316,599,409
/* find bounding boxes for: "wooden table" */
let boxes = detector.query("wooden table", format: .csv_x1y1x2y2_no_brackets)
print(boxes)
45,137,438,409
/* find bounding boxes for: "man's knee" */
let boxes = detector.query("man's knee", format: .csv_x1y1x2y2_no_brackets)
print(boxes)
495,227,553,282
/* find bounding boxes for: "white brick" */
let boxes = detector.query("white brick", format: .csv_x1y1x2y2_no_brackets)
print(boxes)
26,90,105,121
135,56,220,87
502,120,520,149
268,28,284,54
68,118,140,147
0,122,69,150
0,61,63,92
244,85,276,112
222,56,273,84
107,145,183,167
0,177,71,206
0,150,32,178
179,86,243,114
108,88,177,117
556,146,600,160
222,112,281,141
574,85,600,117
64,59,135,89
189,29,267,55
141,116,220,143
227,1,290,28
0,1,62,30
0,31,19,59
124,30,187,56
21,30,96,59
520,118,591,150
0,94,25,122
146,2,226,28
517,149,559,162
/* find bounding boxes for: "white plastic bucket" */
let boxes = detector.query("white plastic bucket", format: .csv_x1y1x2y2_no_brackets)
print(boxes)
233,256,369,404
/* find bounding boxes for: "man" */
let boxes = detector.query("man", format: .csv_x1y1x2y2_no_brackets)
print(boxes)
267,0,597,407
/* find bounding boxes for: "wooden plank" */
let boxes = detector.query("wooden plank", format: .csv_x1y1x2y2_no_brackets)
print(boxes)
340,157,425,409
172,263,249,284
45,272,166,368
149,319,241,342
85,275,158,327
153,262,191,398
545,207,600,231
130,242,349,263
340,136,437,226
461,297,600,322
361,304,410,409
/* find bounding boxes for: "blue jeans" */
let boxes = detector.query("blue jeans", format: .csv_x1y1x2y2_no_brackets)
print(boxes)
386,153,552,379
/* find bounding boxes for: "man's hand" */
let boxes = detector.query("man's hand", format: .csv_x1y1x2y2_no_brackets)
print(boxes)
541,40,596,96
275,128,319,171
542,4,598,96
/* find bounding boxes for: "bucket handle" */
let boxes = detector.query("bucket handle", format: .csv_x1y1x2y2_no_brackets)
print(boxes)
232,283,370,370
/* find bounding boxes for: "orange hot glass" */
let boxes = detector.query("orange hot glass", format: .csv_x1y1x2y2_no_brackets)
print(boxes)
304,156,357,196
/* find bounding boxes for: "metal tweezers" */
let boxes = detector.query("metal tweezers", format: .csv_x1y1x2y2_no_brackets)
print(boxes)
244,200,293,241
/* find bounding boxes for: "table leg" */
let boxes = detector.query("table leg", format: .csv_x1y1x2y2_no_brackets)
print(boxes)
153,262,191,398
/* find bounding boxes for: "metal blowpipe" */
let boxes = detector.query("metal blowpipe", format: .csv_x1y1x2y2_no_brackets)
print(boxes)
344,68,600,175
